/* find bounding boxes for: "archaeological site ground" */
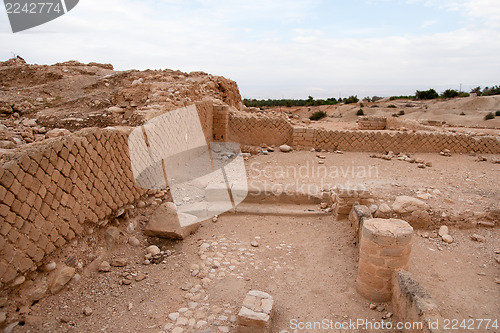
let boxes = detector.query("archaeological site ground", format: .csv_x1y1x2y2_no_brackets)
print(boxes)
0,58,499,333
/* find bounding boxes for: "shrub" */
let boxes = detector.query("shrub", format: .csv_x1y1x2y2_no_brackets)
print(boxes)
387,104,397,108
441,89,459,99
458,92,470,97
309,111,327,121
416,89,439,100
398,110,405,116
483,85,500,96
484,112,495,120
372,96,383,102
392,113,399,117
496,110,500,116
390,95,414,100
343,95,359,104
470,86,482,96
356,109,364,116
460,112,466,116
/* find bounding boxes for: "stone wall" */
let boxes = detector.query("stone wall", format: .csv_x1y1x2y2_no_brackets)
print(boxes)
293,127,500,154
228,112,293,146
0,128,146,286
222,112,499,154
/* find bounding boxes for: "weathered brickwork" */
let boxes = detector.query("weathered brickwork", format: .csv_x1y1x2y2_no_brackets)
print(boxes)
358,117,387,130
0,128,146,285
195,100,215,143
228,113,293,146
293,127,500,153
213,105,229,141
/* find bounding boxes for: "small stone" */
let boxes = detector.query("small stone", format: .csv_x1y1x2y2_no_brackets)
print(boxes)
98,261,111,272
320,202,328,209
121,278,132,285
251,241,259,248
110,257,128,267
425,162,432,167
44,261,57,272
0,312,6,324
471,234,486,243
135,273,147,282
177,317,189,325
146,245,161,256
369,303,377,310
219,326,229,333
128,303,133,311
83,307,93,316
196,320,207,328
376,305,385,312
172,327,184,333
417,193,431,200
442,234,453,244
438,226,449,237
128,237,140,247
143,260,151,265
50,266,75,294
279,145,291,152
212,216,218,223
46,128,71,138
12,276,25,286
59,315,70,323
169,312,180,321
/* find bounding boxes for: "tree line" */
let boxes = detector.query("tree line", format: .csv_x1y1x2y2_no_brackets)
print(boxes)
243,85,500,108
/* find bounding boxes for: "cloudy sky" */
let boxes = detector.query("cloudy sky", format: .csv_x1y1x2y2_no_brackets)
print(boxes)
1,0,499,99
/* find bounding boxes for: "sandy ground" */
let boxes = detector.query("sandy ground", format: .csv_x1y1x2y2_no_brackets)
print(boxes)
245,151,500,218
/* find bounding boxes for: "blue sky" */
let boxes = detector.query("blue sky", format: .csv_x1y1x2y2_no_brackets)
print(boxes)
1,0,499,99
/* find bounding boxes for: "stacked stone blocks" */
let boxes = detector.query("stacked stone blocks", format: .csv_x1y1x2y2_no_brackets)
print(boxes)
356,218,413,302
237,290,274,333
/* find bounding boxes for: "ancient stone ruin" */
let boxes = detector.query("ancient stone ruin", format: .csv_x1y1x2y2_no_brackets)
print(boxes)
0,59,499,332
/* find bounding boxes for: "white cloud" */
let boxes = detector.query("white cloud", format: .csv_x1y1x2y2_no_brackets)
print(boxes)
420,20,438,29
0,0,499,98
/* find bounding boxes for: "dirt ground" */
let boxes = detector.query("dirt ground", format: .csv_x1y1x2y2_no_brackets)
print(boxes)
7,151,499,333
245,150,500,220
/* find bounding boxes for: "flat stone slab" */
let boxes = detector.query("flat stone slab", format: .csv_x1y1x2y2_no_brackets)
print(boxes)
144,202,200,239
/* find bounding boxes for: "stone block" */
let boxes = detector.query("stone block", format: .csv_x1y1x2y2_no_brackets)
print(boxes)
144,202,200,240
237,290,273,333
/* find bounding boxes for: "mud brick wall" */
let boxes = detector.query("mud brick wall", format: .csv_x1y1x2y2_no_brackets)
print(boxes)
213,105,229,141
293,127,500,154
228,113,293,146
195,101,215,143
0,128,146,286
358,117,387,130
